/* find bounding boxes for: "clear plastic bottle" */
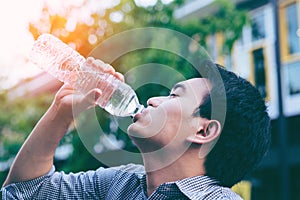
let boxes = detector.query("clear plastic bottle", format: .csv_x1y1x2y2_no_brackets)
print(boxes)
30,33,144,117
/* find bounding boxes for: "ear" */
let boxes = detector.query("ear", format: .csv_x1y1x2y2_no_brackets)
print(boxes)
186,120,221,144
186,120,222,159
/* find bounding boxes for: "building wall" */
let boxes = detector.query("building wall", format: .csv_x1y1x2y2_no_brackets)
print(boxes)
175,0,300,199
278,0,300,116
231,3,280,119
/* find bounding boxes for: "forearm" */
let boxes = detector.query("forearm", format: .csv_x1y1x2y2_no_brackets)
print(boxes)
3,58,123,187
3,103,73,186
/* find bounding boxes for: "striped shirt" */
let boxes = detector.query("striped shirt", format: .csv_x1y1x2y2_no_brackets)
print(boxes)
1,164,242,200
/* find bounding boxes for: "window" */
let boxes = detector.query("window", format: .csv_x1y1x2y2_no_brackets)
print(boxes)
280,0,300,97
280,1,300,59
251,11,266,42
286,3,300,55
287,61,300,95
252,48,267,98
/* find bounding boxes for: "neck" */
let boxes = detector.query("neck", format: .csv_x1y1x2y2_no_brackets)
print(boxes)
142,150,206,196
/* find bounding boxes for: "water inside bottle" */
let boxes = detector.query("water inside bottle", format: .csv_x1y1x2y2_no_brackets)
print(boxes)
104,86,144,117
69,70,143,117
30,33,144,117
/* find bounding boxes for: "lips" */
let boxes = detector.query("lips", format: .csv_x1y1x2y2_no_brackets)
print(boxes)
132,114,139,123
132,108,147,123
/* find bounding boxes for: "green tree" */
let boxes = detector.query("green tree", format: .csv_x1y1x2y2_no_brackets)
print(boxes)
0,91,52,185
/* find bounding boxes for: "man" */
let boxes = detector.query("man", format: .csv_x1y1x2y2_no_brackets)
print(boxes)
2,57,270,199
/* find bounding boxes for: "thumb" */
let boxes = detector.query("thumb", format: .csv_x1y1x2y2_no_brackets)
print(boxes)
72,88,102,116
71,88,103,118
82,88,102,108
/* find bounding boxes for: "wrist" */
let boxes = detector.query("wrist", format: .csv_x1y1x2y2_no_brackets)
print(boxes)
48,101,74,125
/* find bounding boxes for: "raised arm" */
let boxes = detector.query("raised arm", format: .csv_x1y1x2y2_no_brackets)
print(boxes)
3,57,124,186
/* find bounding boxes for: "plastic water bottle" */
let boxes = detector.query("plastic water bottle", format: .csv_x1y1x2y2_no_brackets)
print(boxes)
29,33,144,117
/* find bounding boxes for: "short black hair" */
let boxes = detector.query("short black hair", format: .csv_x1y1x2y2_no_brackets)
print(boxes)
195,62,271,187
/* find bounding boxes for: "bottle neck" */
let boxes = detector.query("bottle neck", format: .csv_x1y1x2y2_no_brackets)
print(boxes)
131,104,145,117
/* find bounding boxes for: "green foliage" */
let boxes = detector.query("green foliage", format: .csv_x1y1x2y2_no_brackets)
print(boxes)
0,92,52,160
0,92,52,185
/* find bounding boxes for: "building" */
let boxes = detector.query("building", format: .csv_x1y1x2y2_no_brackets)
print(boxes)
175,0,300,199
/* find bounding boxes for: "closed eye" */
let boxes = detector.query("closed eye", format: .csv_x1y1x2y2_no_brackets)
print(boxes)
169,83,185,98
169,93,178,98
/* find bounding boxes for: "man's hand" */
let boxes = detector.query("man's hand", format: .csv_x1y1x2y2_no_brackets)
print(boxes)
51,57,125,120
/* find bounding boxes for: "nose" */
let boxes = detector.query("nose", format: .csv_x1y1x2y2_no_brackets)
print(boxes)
147,96,167,107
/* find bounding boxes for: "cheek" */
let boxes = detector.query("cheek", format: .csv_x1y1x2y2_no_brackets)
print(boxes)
127,108,168,139
162,101,200,141
128,100,186,141
148,100,183,133
148,108,173,136
154,102,185,140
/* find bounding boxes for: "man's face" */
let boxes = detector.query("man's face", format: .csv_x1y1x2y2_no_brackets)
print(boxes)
127,78,212,152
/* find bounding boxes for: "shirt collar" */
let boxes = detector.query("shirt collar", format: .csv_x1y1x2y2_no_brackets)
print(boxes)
175,175,220,199
140,173,237,200
140,174,189,199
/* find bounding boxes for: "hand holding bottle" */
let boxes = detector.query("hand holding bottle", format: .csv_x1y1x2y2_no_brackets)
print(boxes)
30,33,144,117
52,57,125,120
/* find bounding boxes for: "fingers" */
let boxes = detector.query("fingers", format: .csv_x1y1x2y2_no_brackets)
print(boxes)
86,57,124,82
67,88,103,116
55,84,76,101
83,88,102,106
55,83,102,110
114,72,125,82
86,57,115,74
54,57,125,116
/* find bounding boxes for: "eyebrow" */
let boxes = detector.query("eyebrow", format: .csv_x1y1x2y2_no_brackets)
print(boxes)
172,83,186,92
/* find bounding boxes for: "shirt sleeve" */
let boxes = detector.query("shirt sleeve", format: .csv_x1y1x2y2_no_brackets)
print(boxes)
1,165,118,200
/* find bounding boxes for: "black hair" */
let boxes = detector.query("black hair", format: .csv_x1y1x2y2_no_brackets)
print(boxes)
195,62,271,187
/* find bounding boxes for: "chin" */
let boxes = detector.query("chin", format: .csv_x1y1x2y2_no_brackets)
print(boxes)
127,121,161,140
127,123,136,135
127,123,145,138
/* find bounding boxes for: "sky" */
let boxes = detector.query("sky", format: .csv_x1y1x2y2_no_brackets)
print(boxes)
0,0,119,90
0,0,174,90
0,0,44,90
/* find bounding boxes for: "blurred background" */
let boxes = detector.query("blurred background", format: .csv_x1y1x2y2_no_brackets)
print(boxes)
0,0,299,199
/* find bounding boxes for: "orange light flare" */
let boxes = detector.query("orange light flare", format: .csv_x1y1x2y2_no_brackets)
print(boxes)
0,0,119,90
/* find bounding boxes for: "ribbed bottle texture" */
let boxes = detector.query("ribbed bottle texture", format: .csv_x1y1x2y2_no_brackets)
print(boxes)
30,34,144,117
